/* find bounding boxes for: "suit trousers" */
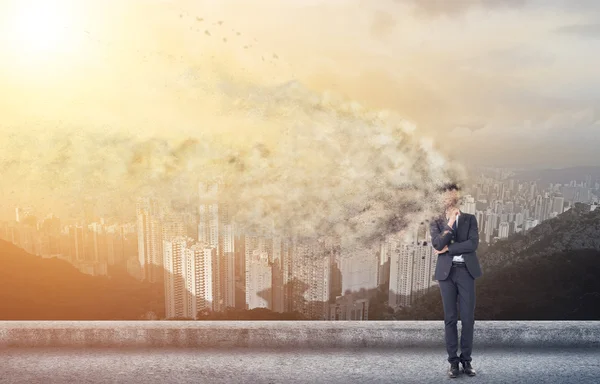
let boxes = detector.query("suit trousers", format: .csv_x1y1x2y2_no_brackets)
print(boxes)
438,263,476,364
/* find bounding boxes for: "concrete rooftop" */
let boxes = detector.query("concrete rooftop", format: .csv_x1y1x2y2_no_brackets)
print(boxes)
1,321,599,383
2,347,600,383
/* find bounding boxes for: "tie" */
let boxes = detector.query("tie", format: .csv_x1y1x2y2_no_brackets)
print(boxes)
451,218,458,245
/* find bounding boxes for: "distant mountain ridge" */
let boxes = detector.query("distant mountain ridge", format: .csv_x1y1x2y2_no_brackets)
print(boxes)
0,240,164,320
480,203,600,270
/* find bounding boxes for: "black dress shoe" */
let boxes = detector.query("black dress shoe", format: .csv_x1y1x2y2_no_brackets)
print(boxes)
462,361,476,376
448,362,460,378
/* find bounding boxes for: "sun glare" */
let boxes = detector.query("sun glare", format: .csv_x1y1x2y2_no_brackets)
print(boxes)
6,0,79,59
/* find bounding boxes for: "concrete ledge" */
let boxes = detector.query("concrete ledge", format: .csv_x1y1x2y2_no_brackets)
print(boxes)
1,321,599,349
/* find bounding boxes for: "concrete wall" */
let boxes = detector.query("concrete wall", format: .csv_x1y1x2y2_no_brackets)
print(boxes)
1,321,599,349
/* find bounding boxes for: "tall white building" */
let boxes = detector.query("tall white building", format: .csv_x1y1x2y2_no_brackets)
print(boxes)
475,211,484,233
499,222,509,239
340,247,379,295
388,243,414,308
163,237,187,319
534,195,543,221
460,195,476,214
552,196,565,215
163,236,218,319
484,211,496,243
411,243,437,295
243,234,269,309
136,198,163,283
184,243,217,317
514,212,523,227
246,250,272,309
198,181,237,311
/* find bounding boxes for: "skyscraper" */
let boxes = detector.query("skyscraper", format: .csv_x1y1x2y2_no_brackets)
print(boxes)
388,243,414,308
292,238,331,319
184,243,218,317
411,242,436,296
163,236,187,319
460,195,476,214
552,195,565,215
484,211,495,243
499,222,509,239
164,236,218,319
246,250,272,309
340,247,379,295
198,181,236,311
136,197,163,283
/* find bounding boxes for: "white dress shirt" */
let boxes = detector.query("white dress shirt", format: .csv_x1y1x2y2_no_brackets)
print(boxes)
452,213,464,263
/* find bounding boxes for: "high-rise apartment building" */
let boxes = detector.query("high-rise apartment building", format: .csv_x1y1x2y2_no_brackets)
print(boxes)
499,222,509,239
163,237,186,319
340,248,379,295
388,239,437,308
246,250,272,309
184,243,218,317
291,238,331,319
552,195,565,215
136,198,163,283
198,181,236,311
163,236,218,319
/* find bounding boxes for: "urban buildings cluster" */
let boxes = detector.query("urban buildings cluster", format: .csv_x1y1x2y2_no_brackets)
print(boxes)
461,171,598,243
1,171,598,320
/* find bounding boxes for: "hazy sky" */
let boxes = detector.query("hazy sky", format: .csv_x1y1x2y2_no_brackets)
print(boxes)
0,0,599,222
1,0,599,169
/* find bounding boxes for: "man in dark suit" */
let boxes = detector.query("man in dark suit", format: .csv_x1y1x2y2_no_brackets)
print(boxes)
430,183,482,378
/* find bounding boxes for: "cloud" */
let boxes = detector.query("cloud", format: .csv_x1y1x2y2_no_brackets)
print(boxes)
398,0,528,17
370,10,397,39
555,23,600,38
447,108,600,167
2,0,600,228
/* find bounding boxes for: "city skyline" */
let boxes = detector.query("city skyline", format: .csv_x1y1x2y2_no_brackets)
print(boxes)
2,170,598,320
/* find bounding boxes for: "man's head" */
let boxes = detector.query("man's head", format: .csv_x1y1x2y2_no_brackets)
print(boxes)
437,182,461,210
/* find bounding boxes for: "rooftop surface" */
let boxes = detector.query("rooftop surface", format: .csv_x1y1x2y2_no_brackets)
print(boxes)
1,321,599,383
2,346,599,383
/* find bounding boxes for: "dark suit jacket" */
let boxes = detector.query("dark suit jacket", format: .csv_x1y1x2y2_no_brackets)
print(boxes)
429,211,483,281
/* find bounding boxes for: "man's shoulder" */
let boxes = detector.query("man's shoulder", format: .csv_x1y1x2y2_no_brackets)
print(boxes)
462,212,478,223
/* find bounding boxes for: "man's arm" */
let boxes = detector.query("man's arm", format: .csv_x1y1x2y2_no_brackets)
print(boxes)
448,214,479,255
430,219,454,251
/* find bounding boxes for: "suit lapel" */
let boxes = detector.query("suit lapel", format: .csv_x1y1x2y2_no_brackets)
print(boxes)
457,212,467,239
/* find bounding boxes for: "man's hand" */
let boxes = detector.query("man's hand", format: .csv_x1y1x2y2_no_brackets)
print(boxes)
446,207,460,225
434,245,448,254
